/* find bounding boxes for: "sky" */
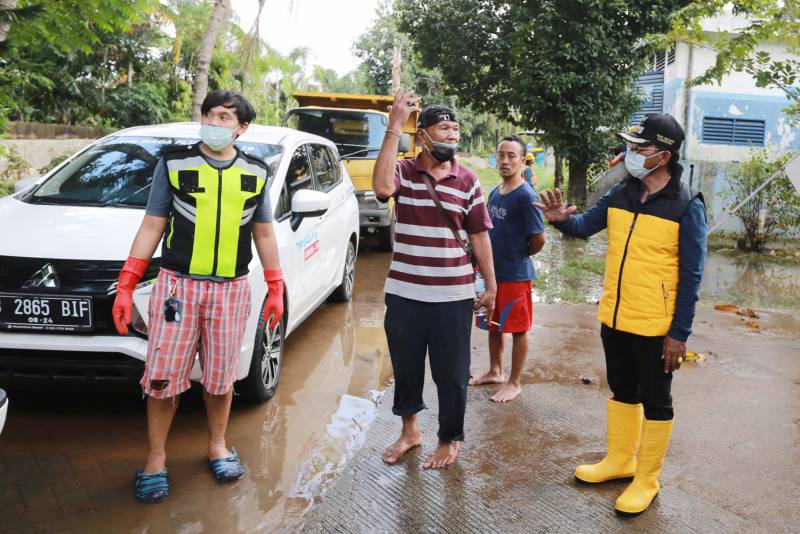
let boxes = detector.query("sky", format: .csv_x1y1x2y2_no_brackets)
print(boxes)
231,0,381,76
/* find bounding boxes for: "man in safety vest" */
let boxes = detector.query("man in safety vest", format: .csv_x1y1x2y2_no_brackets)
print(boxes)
536,113,707,515
112,90,284,503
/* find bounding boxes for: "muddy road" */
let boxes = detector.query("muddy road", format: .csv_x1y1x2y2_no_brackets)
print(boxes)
1,252,395,533
1,233,799,533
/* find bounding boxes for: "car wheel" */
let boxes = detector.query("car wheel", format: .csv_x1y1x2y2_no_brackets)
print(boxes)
330,239,356,302
239,303,285,403
377,216,395,252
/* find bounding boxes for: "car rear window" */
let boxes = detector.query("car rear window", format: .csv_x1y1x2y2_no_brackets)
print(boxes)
29,136,283,208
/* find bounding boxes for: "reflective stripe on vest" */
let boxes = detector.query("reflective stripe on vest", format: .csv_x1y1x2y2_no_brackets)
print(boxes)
162,149,267,278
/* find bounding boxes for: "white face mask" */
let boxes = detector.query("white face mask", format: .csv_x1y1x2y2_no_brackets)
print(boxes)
199,124,235,151
624,150,664,179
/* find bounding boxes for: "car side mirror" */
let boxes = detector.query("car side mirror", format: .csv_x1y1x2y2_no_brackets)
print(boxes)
398,133,410,153
14,176,40,193
290,189,331,231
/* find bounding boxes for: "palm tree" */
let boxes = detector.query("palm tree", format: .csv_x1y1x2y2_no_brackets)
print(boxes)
241,0,267,85
1,1,19,43
191,0,231,121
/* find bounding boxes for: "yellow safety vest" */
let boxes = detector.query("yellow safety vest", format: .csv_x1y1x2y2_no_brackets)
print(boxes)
160,144,268,278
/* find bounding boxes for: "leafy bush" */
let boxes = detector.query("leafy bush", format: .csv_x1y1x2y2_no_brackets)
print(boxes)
40,153,70,174
0,145,31,196
725,150,800,252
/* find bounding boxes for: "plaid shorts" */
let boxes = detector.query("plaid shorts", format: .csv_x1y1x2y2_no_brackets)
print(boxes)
140,269,251,399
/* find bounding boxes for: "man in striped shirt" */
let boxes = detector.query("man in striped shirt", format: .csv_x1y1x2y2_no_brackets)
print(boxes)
373,91,497,469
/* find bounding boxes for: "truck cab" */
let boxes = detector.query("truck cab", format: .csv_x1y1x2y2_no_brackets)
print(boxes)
283,92,419,251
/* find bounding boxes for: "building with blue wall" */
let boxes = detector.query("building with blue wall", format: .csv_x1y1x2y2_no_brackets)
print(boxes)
634,13,799,228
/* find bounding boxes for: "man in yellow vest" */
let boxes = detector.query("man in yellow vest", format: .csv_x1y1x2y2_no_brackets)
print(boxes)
112,90,284,503
536,114,707,515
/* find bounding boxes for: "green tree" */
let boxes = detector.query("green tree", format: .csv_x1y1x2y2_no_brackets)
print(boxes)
668,0,800,120
191,0,231,121
7,0,155,54
398,0,687,207
724,150,800,251
353,0,516,155
353,0,448,104
0,0,158,128
308,65,368,94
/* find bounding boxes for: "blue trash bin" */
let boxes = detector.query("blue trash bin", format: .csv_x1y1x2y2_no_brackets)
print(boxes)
488,154,497,168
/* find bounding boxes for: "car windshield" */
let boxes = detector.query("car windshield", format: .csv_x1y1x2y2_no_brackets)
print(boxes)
284,109,387,159
29,136,283,207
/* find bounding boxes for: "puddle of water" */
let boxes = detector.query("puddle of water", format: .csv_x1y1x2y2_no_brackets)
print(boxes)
534,227,800,310
700,253,800,309
289,394,380,510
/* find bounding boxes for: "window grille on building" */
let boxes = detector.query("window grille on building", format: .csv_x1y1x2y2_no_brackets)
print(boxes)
632,71,664,125
645,49,674,72
701,116,766,146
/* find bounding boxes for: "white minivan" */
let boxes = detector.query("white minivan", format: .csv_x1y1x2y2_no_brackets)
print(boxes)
0,123,359,402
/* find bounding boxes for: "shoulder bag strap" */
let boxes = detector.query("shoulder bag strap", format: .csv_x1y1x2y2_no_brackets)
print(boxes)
419,172,475,265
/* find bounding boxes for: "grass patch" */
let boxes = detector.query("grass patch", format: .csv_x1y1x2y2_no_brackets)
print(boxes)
535,254,606,304
460,160,556,197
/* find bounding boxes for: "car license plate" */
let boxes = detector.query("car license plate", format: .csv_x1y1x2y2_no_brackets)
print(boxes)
0,293,93,333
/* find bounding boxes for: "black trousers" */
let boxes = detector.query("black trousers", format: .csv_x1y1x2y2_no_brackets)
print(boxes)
601,324,674,421
384,293,473,442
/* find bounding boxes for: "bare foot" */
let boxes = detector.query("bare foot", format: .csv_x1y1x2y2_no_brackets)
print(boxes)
469,371,504,386
381,432,422,465
490,382,521,403
422,441,460,469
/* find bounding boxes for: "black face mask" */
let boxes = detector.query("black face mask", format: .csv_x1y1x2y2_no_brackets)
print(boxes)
423,130,458,162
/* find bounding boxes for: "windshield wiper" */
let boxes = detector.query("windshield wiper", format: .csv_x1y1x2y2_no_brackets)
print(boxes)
30,197,107,207
104,183,151,207
341,147,381,158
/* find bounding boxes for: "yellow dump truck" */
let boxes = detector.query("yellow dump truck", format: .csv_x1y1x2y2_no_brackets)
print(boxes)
283,91,419,251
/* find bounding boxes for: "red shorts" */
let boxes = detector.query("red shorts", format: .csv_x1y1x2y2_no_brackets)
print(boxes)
140,269,251,399
477,281,533,333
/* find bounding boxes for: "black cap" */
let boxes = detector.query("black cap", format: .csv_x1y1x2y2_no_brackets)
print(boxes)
418,104,458,128
619,113,685,150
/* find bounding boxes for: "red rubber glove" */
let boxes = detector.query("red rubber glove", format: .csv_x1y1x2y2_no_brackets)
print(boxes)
263,267,284,330
112,256,149,335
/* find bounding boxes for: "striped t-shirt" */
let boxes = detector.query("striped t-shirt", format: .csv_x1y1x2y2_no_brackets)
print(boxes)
382,157,492,302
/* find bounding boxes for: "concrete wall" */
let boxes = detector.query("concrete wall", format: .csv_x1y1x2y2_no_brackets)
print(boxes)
658,19,799,229
0,139,94,176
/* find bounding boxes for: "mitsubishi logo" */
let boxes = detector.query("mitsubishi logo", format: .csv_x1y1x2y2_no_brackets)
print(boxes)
23,263,60,289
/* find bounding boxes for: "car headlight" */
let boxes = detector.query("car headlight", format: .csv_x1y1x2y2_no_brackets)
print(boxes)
130,279,154,338
131,305,148,337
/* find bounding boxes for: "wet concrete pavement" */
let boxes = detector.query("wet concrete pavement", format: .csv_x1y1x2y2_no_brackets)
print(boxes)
2,246,800,533
304,301,800,532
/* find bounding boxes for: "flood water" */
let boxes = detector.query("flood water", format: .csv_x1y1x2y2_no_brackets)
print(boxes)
532,226,800,310
0,253,395,533
2,230,798,533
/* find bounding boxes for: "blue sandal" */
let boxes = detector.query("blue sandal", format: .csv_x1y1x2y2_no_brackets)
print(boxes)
135,468,169,503
209,448,245,482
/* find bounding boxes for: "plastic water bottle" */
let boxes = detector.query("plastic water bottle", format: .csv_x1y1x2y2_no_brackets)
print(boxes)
474,267,486,317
